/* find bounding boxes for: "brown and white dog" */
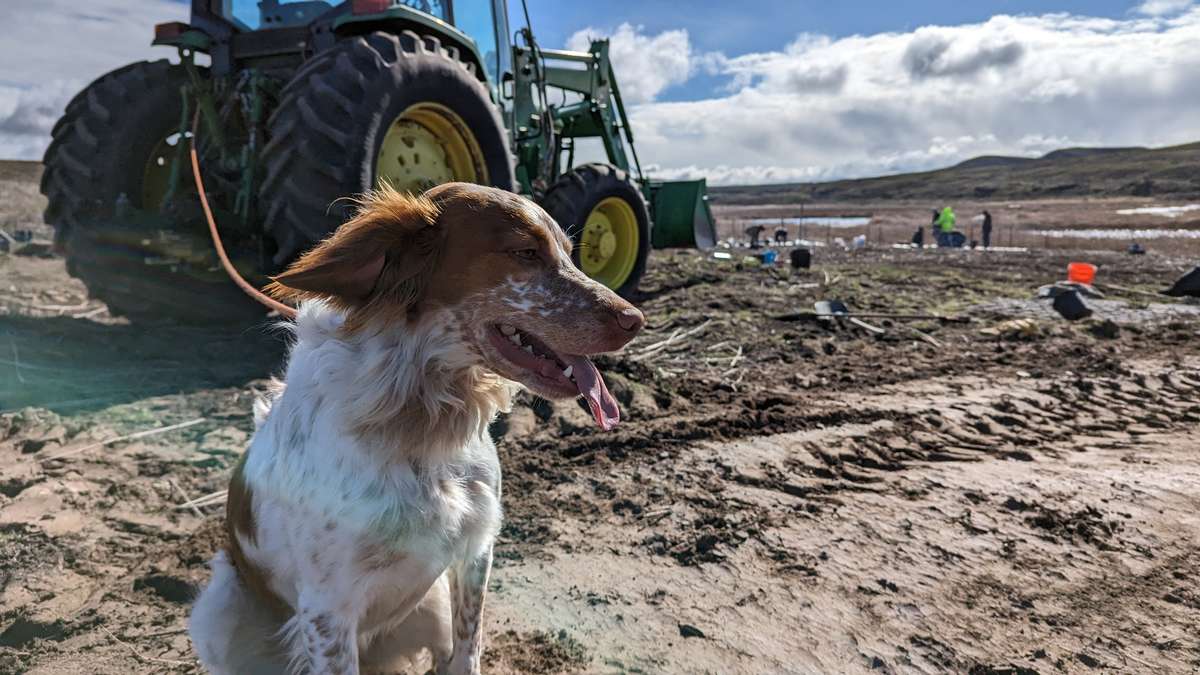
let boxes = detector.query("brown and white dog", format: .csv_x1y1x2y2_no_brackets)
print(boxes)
188,183,644,674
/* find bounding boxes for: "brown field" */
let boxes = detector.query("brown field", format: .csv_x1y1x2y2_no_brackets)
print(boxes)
2,164,1200,673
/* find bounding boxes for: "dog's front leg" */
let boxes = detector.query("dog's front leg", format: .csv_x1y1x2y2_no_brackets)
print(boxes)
442,546,493,675
292,604,360,675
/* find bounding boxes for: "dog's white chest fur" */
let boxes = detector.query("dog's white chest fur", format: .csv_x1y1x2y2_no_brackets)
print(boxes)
189,303,510,673
244,303,503,612
240,430,501,630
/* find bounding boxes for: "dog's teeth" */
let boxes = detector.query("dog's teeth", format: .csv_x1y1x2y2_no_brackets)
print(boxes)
500,324,516,336
523,345,533,353
508,333,522,346
562,365,573,378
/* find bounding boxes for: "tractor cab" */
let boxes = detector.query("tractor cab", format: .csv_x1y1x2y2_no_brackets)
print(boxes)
181,0,508,88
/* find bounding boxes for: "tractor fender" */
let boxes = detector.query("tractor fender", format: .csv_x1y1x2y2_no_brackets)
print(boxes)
333,10,491,94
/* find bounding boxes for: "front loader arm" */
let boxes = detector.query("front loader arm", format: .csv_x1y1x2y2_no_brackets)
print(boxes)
512,39,642,185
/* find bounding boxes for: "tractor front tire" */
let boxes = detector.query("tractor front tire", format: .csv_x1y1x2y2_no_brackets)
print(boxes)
541,163,651,298
40,60,265,323
259,31,516,268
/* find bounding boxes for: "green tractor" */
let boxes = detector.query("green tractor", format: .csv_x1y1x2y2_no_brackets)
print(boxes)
40,0,716,322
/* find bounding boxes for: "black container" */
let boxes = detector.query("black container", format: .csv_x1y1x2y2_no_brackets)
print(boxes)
1164,266,1200,297
790,247,812,270
1052,290,1093,321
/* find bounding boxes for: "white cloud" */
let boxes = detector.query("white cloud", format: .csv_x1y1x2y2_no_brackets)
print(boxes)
4,4,1200,191
566,22,694,104
0,81,82,160
1134,0,1194,16
0,0,186,160
601,12,1200,185
901,28,1025,79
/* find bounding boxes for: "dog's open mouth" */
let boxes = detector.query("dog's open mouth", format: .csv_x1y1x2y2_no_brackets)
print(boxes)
487,323,620,430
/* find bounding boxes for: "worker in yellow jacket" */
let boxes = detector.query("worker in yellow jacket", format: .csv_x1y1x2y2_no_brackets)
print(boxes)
936,207,956,233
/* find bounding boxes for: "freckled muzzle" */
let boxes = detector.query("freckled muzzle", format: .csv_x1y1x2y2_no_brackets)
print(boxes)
457,232,644,430
546,265,646,351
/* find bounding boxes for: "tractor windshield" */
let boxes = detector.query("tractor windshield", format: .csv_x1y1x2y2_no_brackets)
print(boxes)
220,0,451,30
452,0,502,84
221,0,336,30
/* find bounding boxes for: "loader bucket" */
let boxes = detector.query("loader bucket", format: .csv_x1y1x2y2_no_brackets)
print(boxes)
646,179,717,249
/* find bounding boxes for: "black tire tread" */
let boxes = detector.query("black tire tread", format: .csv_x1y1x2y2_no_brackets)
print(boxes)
540,162,651,298
40,60,265,323
259,31,512,266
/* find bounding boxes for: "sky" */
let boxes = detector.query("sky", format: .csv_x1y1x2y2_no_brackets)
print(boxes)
1,0,1198,185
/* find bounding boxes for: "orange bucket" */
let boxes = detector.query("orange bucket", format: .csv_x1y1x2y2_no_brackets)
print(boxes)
1067,262,1096,285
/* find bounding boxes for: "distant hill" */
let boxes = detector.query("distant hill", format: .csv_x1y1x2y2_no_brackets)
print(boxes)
0,159,41,183
949,155,1032,171
710,142,1200,204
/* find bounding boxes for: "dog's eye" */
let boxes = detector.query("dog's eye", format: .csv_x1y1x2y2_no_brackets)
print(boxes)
511,248,538,261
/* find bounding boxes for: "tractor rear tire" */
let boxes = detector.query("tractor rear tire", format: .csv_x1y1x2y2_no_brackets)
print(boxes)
259,31,516,268
540,163,651,298
40,60,266,324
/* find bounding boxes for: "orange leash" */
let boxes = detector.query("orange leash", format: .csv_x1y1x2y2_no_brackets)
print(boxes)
189,114,298,319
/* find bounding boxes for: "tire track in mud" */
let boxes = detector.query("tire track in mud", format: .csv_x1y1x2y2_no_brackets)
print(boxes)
496,362,1200,569
676,364,1200,568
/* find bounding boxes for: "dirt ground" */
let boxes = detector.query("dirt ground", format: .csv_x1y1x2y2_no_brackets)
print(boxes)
3,223,1200,673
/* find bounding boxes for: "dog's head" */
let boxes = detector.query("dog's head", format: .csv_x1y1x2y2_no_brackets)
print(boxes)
267,183,644,430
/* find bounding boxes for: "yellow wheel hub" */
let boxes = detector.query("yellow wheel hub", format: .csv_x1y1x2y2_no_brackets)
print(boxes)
580,196,639,289
375,102,487,194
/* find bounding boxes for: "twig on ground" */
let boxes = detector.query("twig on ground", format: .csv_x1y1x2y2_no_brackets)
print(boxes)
630,320,713,362
848,317,885,335
40,417,206,463
72,306,106,319
908,326,942,347
640,508,672,525
634,327,681,356
174,489,228,511
774,311,968,323
1120,652,1158,670
729,345,744,368
100,624,192,667
168,479,205,518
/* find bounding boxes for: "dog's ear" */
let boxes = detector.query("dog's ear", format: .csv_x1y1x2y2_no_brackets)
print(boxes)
266,188,442,311
267,246,386,303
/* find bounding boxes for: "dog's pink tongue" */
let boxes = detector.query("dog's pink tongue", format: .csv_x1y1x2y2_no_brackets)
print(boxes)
561,354,620,431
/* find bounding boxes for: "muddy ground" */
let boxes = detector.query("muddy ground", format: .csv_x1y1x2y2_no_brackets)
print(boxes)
2,232,1200,674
